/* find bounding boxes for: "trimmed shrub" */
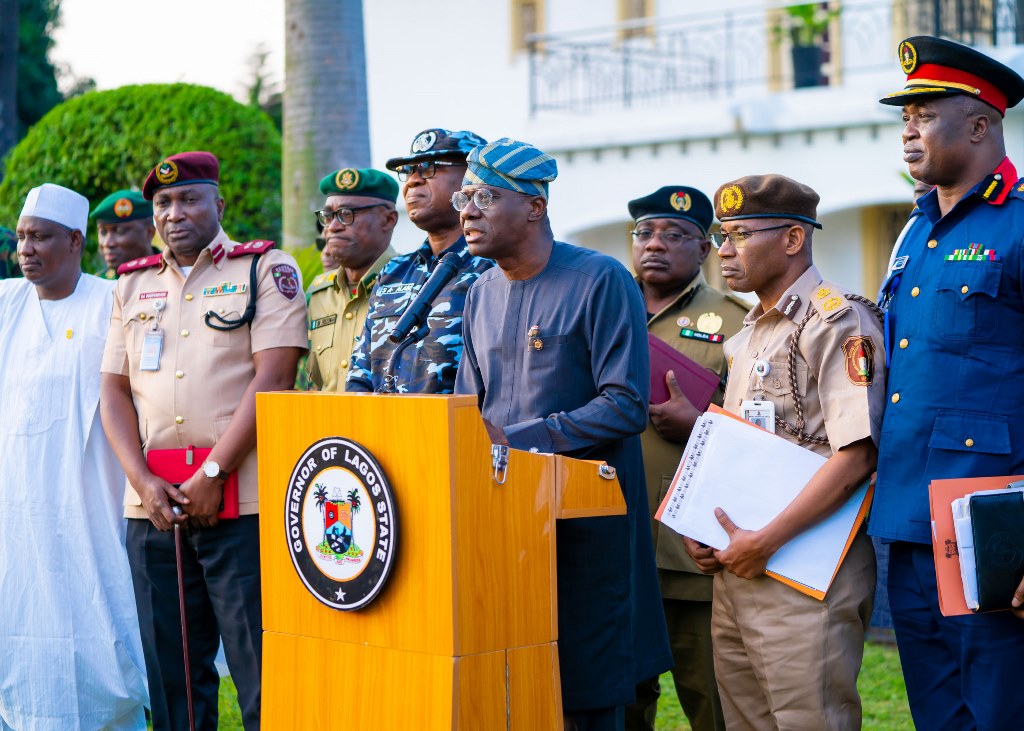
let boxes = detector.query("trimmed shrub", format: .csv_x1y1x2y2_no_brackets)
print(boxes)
0,83,282,273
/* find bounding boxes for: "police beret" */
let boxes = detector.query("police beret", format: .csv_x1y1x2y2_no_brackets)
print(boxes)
628,186,714,236
385,128,488,171
319,167,398,202
880,35,1024,115
90,189,152,223
142,151,220,200
714,175,822,229
464,138,558,198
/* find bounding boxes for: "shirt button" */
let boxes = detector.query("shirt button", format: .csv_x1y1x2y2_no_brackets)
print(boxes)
175,416,184,424
185,294,194,301
927,239,938,249
175,370,184,379
345,312,353,320
899,338,909,349
181,329,189,337
965,438,975,447
891,393,901,404
911,287,920,297
961,285,969,294
139,313,148,321
340,359,349,368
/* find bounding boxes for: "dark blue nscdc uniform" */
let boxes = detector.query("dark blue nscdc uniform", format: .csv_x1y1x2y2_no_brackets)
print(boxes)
872,157,1024,731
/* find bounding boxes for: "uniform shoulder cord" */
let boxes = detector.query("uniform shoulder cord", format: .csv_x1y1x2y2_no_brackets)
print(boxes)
204,254,262,332
777,293,885,445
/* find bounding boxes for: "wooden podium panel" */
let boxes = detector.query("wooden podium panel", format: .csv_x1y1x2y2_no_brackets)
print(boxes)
256,392,625,730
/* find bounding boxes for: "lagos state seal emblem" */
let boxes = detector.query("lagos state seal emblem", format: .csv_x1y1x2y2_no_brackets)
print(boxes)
285,437,398,611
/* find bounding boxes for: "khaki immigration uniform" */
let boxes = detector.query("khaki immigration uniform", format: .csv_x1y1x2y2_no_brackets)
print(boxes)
637,270,747,731
305,246,395,391
714,264,886,731
102,229,308,516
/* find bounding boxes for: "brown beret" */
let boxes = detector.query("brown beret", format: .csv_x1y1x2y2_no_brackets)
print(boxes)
714,174,822,229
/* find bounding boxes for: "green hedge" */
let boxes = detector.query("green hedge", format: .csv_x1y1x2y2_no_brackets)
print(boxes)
0,83,282,274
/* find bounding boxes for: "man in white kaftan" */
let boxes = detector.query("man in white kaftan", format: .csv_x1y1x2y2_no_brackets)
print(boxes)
0,184,148,731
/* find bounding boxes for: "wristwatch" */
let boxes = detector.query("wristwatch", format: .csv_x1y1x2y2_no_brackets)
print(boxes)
202,460,228,480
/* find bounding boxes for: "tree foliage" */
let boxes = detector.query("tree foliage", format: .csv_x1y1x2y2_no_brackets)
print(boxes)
16,0,63,136
0,83,282,273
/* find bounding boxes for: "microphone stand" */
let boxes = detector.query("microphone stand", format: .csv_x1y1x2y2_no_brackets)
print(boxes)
377,323,429,394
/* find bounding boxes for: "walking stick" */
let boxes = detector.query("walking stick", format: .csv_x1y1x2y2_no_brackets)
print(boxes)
172,505,196,731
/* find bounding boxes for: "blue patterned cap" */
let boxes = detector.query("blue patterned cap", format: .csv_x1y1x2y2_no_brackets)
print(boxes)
385,128,487,170
464,138,558,198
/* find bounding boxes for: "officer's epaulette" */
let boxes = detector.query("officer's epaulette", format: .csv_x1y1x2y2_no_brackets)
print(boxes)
808,284,852,323
117,253,164,276
979,160,1016,205
228,239,277,258
307,270,338,295
1009,180,1024,201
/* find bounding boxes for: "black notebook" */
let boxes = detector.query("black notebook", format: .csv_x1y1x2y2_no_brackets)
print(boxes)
970,491,1024,612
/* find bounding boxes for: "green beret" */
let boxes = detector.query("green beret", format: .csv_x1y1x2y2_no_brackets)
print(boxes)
319,168,398,202
90,190,152,223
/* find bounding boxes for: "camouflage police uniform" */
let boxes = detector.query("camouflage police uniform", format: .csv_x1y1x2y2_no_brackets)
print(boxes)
345,237,491,393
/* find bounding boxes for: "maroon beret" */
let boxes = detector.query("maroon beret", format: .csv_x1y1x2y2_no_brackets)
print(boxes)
142,151,220,200
714,174,822,229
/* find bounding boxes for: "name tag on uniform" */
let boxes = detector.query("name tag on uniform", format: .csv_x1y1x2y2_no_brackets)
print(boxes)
740,399,775,433
140,330,164,371
310,315,337,330
679,328,724,344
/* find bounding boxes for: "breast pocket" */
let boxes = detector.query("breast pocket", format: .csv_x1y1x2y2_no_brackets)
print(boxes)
933,260,1001,341
524,334,575,383
124,304,154,359
201,293,249,347
749,360,809,426
310,320,336,356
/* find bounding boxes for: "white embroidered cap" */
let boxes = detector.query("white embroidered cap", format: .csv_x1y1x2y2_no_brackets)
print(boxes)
20,183,90,235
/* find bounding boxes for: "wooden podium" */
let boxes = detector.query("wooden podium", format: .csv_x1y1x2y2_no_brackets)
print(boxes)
256,392,626,730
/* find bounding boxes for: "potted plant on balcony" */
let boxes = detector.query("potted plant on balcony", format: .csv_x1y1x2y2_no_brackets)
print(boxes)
773,3,841,88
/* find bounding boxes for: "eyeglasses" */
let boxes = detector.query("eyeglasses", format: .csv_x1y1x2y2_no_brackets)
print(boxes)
631,229,706,246
314,203,389,227
394,160,463,182
709,224,794,249
451,188,495,212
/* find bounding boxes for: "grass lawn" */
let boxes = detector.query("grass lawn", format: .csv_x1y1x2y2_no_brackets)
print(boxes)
210,641,911,730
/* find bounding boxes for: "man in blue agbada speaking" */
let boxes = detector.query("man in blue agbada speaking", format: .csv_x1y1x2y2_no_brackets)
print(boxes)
455,137,673,730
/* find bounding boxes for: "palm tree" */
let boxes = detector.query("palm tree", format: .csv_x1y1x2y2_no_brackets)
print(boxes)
347,488,361,514
314,484,328,512
282,0,371,251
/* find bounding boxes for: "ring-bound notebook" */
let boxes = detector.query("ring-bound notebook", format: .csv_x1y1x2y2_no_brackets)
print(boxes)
146,446,240,519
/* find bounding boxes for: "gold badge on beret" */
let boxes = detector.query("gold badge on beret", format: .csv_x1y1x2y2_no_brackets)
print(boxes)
899,40,917,75
335,168,360,190
696,312,723,335
156,160,179,185
670,191,692,212
718,185,744,216
114,198,134,218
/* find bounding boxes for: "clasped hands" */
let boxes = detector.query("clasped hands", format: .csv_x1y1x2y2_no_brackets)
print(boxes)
683,508,777,580
137,469,225,531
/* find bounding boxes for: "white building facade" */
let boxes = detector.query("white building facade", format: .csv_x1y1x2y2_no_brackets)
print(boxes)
363,0,1024,297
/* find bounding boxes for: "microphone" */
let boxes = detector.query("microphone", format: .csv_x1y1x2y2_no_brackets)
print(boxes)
388,248,471,343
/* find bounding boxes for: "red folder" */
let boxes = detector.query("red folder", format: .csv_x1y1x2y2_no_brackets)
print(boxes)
648,333,720,408
928,474,1024,616
146,446,240,519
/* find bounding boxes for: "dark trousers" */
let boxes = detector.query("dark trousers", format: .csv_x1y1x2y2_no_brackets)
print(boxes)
625,599,724,731
565,706,625,731
888,541,1024,731
127,516,262,731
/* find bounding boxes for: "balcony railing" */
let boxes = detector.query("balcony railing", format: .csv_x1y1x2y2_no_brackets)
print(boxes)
527,0,1024,116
